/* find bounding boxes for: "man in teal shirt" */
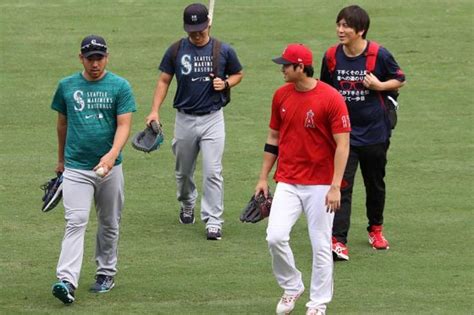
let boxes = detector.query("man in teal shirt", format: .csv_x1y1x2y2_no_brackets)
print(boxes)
50,35,136,305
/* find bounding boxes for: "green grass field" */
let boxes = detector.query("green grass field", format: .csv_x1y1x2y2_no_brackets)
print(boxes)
1,0,473,314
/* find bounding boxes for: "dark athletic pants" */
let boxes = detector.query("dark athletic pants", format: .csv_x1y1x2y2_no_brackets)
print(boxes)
333,141,390,244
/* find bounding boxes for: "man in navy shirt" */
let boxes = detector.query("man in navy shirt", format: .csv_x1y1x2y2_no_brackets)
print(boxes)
320,5,405,260
146,3,243,240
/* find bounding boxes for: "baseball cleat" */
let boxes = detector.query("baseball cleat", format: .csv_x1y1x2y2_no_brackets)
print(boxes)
306,308,325,315
52,280,75,304
368,225,390,250
206,226,222,240
179,207,195,224
332,237,349,261
276,287,304,315
90,275,115,293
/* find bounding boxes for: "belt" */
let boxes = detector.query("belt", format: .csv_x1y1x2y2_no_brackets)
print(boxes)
178,109,214,116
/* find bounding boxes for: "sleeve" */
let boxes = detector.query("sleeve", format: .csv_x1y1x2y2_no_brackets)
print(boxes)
319,56,332,85
269,90,282,131
328,92,351,134
378,47,405,82
158,44,176,75
224,45,243,75
50,82,67,115
116,80,137,115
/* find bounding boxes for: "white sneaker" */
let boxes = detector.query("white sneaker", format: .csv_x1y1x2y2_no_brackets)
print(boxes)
306,308,325,315
276,288,304,314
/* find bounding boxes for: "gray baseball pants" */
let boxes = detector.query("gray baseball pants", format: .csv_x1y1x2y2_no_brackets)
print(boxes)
56,165,124,288
172,109,225,228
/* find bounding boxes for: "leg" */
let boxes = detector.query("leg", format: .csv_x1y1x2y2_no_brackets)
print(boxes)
199,110,225,227
333,147,359,244
56,168,94,288
172,112,200,209
94,164,124,277
266,183,305,295
302,185,334,312
359,141,389,228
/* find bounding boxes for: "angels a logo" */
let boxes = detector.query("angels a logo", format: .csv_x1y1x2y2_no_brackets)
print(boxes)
304,109,315,128
181,54,192,75
73,90,85,111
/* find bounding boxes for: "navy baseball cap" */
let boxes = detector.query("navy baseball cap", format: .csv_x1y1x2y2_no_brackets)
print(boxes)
183,3,209,32
80,35,108,58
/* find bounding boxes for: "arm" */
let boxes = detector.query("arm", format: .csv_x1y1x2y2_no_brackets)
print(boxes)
212,71,243,91
363,74,405,91
146,72,173,125
55,113,67,174
94,112,133,175
255,128,279,198
325,132,350,213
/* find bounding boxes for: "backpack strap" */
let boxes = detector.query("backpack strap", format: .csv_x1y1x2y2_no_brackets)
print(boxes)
212,37,221,76
171,39,184,68
365,41,380,73
325,44,339,74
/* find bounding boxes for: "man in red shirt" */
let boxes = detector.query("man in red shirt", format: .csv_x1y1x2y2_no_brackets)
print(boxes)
255,44,351,315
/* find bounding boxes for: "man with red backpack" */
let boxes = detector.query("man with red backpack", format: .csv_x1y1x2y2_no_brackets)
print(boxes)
320,5,405,261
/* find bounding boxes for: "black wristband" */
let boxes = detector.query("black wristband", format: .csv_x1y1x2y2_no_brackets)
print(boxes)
264,143,278,156
224,81,230,90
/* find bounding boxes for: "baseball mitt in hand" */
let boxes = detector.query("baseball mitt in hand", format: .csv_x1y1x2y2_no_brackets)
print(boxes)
41,173,63,212
131,121,164,153
240,191,273,223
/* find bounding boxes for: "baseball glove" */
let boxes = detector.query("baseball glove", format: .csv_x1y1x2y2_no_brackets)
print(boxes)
240,191,273,223
131,121,164,153
41,172,63,212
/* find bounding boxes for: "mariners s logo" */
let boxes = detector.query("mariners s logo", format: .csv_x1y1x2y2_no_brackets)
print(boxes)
73,90,85,111
181,54,192,75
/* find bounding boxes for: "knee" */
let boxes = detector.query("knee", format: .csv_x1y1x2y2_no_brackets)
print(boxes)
266,228,290,248
65,209,89,229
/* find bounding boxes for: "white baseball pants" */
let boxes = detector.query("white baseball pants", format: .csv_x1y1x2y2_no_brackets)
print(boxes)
266,182,334,311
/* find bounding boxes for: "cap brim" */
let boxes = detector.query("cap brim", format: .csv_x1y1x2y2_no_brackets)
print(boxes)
82,51,107,58
184,20,209,32
272,57,292,65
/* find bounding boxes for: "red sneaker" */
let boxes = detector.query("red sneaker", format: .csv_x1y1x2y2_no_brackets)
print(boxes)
332,237,349,261
368,225,390,250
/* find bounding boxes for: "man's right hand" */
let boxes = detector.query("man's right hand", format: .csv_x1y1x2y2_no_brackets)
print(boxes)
255,179,269,198
55,162,65,174
145,112,160,126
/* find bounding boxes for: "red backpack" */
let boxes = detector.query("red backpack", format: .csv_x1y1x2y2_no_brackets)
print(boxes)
325,41,399,129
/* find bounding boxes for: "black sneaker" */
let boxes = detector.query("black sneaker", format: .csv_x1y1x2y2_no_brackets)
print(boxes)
90,275,115,293
52,280,75,304
206,226,222,240
179,207,195,224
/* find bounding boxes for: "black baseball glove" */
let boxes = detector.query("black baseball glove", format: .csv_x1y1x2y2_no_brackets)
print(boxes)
41,172,63,212
131,121,164,153
240,191,273,223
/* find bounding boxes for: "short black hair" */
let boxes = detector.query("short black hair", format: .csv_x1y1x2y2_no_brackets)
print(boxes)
291,64,314,77
337,5,370,39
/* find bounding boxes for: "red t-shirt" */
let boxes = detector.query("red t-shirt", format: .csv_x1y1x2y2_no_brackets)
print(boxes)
270,80,351,185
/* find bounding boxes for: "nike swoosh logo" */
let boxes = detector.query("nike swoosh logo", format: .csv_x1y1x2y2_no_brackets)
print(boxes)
85,115,95,119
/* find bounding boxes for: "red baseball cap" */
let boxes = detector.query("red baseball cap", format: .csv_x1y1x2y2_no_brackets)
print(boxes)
272,43,313,66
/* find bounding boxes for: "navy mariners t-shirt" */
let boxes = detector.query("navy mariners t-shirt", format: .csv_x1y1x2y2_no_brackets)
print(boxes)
159,37,242,112
320,42,405,146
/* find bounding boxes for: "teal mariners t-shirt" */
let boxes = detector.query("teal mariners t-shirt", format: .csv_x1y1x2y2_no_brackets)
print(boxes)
51,71,136,170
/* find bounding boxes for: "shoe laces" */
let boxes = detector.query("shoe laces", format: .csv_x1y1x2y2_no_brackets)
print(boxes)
208,226,219,234
96,275,112,285
181,207,194,218
281,293,299,304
